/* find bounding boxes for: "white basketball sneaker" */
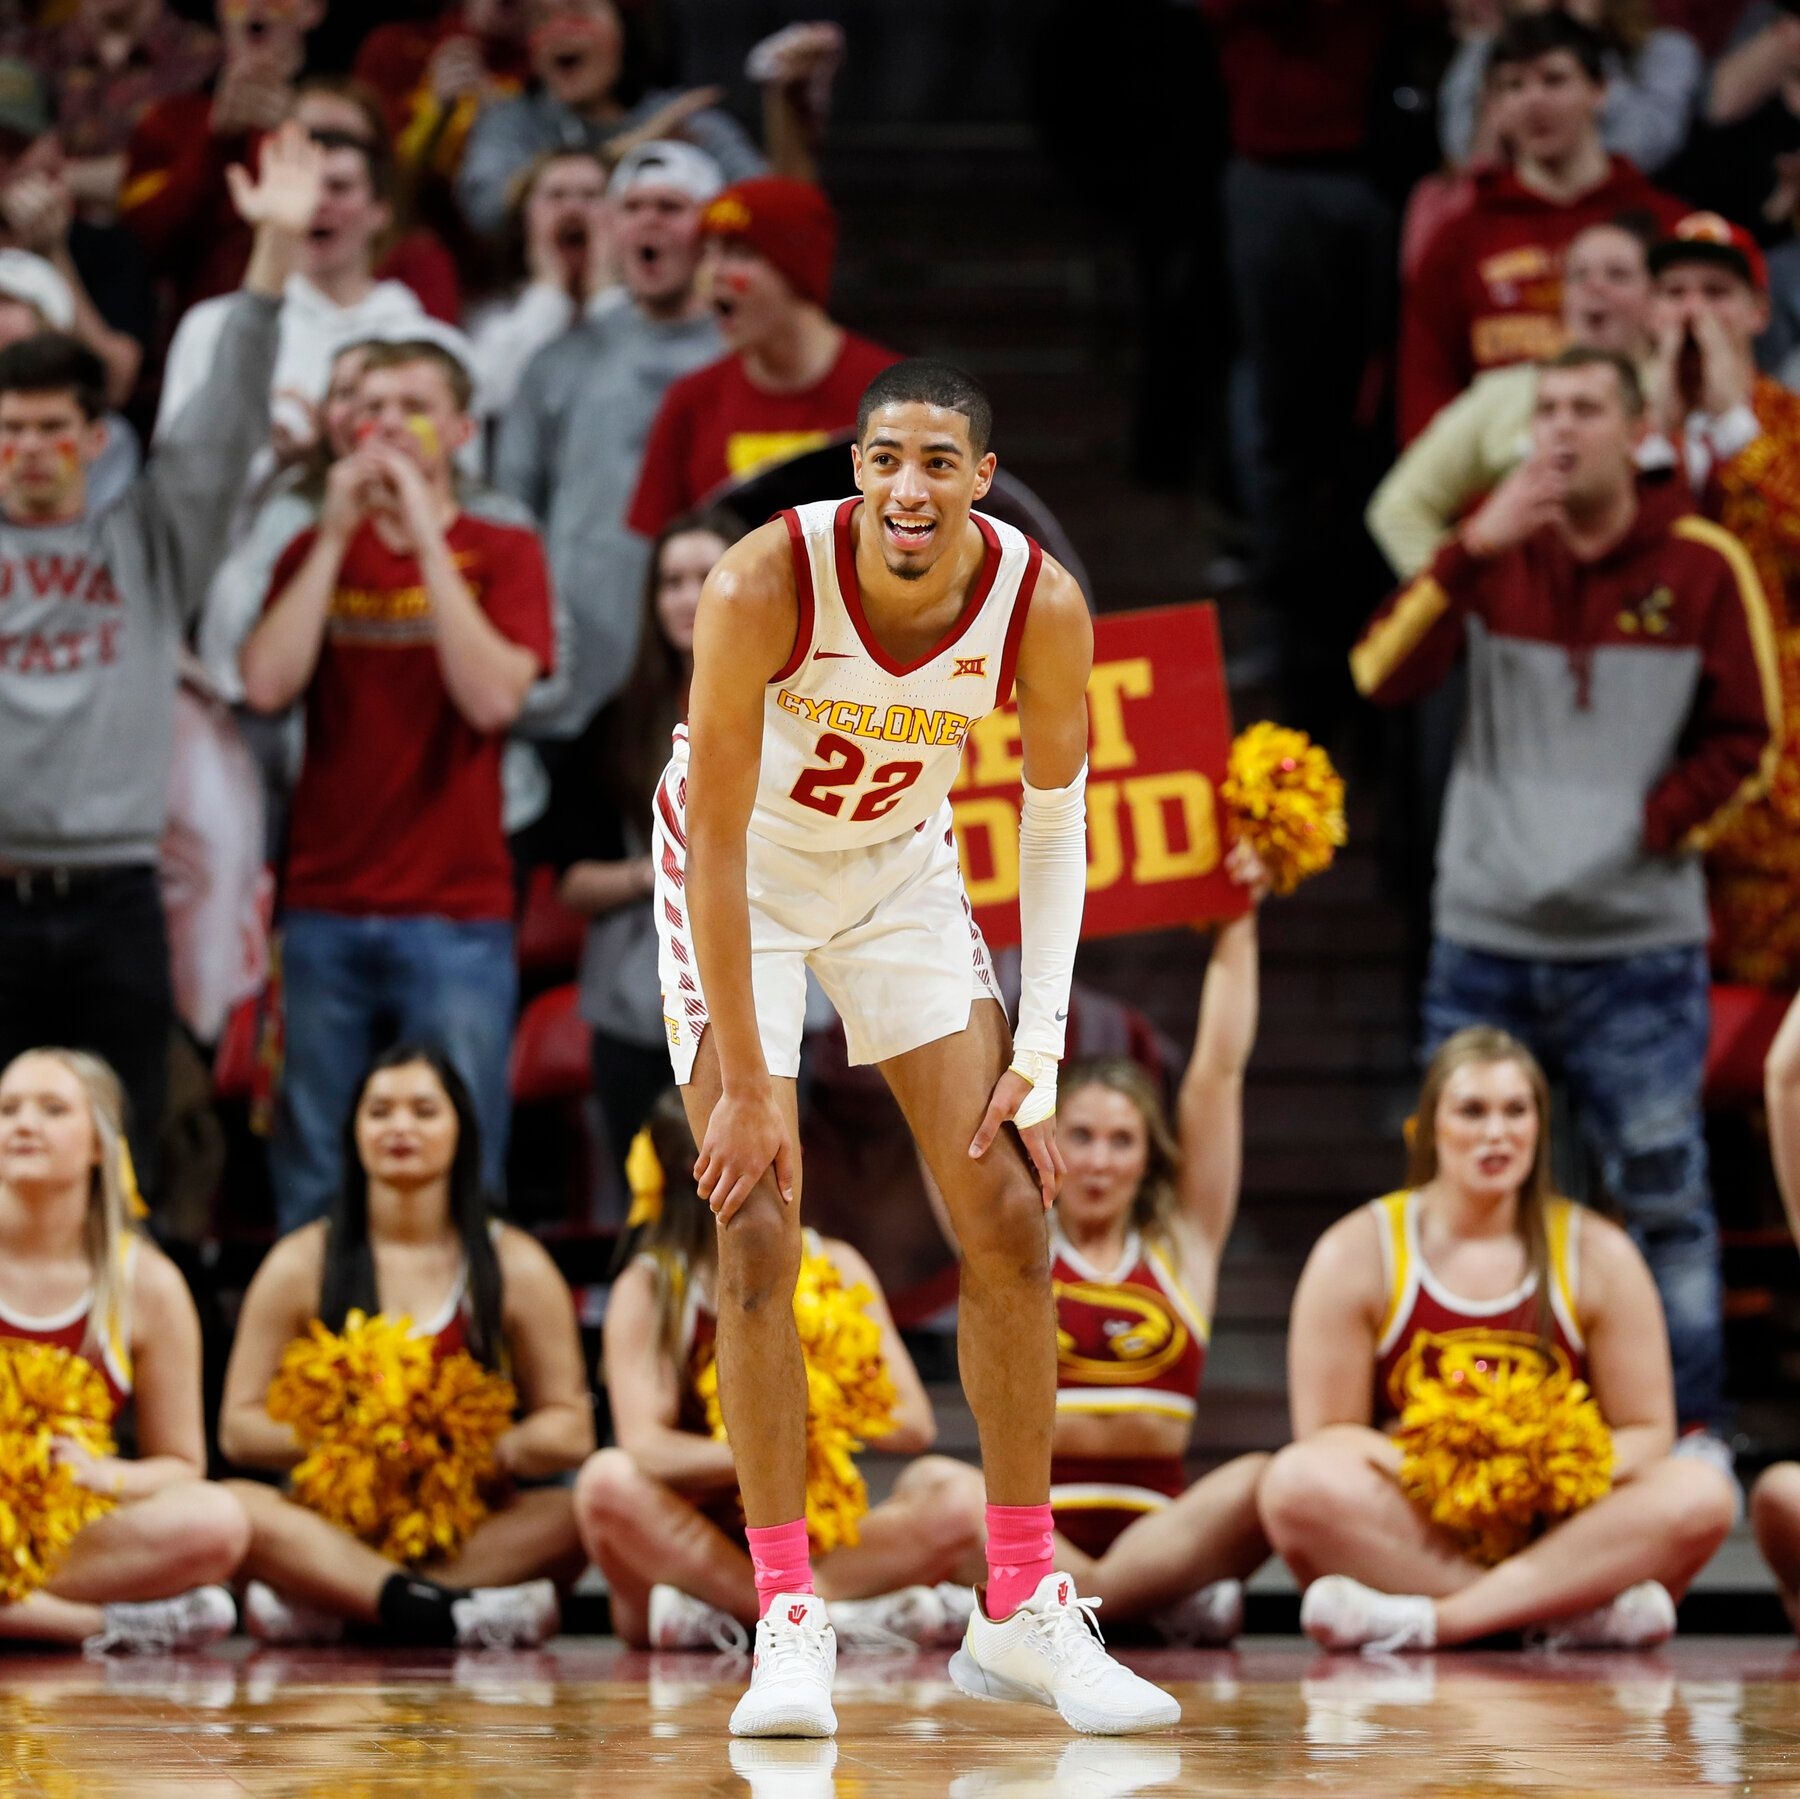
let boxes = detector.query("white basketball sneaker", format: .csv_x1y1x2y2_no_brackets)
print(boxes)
932,1582,978,1644
243,1580,346,1646
84,1586,237,1657
948,1572,1181,1734
648,1583,750,1653
729,1593,838,1738
1148,1578,1245,1646
1531,1581,1677,1651
1300,1576,1437,1653
827,1583,950,1650
450,1579,560,1650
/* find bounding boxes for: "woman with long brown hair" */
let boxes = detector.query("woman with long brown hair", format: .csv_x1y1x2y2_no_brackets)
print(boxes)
219,1045,594,1648
1260,1026,1735,1650
0,1049,250,1652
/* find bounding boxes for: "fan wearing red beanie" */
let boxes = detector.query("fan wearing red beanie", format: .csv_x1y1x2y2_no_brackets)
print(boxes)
627,176,898,537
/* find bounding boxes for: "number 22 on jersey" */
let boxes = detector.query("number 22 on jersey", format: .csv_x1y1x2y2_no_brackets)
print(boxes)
789,732,924,823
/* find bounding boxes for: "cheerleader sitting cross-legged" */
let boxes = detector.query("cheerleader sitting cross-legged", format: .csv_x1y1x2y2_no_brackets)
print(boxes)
575,1091,988,1652
0,1049,248,1654
219,1046,595,1649
1260,1026,1736,1652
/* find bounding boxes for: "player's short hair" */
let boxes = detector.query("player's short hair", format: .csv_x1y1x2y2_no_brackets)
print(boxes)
359,338,475,415
1487,12,1607,85
1539,344,1644,417
857,358,994,457
0,331,106,420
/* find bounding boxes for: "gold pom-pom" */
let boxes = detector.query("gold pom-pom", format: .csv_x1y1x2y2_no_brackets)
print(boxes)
1221,722,1347,896
267,1311,517,1567
695,1247,898,1555
0,1341,117,1604
1396,1340,1613,1566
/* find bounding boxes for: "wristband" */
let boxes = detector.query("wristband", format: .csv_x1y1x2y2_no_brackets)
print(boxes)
1010,1050,1059,1129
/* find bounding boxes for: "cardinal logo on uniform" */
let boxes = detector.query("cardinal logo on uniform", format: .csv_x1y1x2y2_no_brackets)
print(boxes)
1053,1280,1188,1381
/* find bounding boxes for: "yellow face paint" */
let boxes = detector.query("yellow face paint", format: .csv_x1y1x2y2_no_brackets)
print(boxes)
404,416,441,461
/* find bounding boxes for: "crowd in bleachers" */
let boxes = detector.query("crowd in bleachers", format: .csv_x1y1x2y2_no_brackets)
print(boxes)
0,0,1799,1662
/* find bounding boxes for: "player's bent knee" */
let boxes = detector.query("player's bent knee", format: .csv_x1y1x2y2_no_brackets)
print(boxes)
716,1198,801,1303
956,1173,1050,1269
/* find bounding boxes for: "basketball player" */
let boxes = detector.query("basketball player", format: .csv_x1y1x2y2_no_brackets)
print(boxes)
654,360,1178,1737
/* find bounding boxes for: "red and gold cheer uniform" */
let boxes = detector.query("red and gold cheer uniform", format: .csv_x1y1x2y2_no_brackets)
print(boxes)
1049,1227,1208,1557
1369,1190,1586,1429
0,1237,139,1420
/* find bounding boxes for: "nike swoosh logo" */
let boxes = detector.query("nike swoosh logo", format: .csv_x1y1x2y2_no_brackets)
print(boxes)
1054,1009,1068,1021
812,649,854,660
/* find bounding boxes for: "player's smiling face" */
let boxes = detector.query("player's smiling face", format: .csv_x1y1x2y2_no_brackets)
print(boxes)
851,401,996,582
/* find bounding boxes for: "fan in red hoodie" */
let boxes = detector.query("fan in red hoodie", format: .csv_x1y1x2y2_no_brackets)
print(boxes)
1399,12,1685,444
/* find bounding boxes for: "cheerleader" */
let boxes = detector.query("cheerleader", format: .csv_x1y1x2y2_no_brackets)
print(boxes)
219,1045,595,1647
0,1049,247,1651
1261,1026,1736,1650
575,1091,986,1649
1750,995,1800,1622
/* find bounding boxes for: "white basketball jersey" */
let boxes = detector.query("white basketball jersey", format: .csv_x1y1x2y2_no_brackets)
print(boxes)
750,497,1043,851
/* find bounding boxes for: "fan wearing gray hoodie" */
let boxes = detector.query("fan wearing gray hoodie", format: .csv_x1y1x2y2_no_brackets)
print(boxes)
0,122,324,1197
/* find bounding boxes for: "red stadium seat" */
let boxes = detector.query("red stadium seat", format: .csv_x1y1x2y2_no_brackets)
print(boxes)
517,865,586,979
1705,983,1790,1109
510,983,593,1104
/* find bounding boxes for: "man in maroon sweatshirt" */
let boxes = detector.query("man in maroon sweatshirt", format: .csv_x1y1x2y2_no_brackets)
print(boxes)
1353,344,1781,1436
1399,12,1685,443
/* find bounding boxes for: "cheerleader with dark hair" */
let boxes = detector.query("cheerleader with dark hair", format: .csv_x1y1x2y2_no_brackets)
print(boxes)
220,1045,594,1647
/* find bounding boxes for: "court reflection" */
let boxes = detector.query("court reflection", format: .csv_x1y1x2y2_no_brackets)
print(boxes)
0,1642,1793,1796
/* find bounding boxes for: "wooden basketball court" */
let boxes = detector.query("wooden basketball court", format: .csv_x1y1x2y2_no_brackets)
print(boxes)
6,1637,1799,1794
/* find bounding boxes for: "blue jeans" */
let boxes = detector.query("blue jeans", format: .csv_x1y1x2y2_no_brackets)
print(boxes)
1422,938,1721,1428
271,911,518,1232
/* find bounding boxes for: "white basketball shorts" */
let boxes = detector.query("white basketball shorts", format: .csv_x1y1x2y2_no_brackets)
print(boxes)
650,740,1001,1084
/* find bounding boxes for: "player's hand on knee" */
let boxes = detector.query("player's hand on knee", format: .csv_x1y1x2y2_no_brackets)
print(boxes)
968,1070,1065,1208
696,1088,796,1223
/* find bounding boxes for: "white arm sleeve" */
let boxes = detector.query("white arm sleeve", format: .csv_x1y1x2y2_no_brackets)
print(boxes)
1010,762,1088,1125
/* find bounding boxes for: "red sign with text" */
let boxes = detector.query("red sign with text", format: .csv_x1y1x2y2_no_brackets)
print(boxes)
951,602,1244,948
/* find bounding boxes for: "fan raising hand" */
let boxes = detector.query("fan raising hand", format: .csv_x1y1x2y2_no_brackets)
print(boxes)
226,119,326,237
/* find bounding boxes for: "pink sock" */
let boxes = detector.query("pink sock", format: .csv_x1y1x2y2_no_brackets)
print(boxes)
984,1502,1055,1619
745,1518,814,1618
